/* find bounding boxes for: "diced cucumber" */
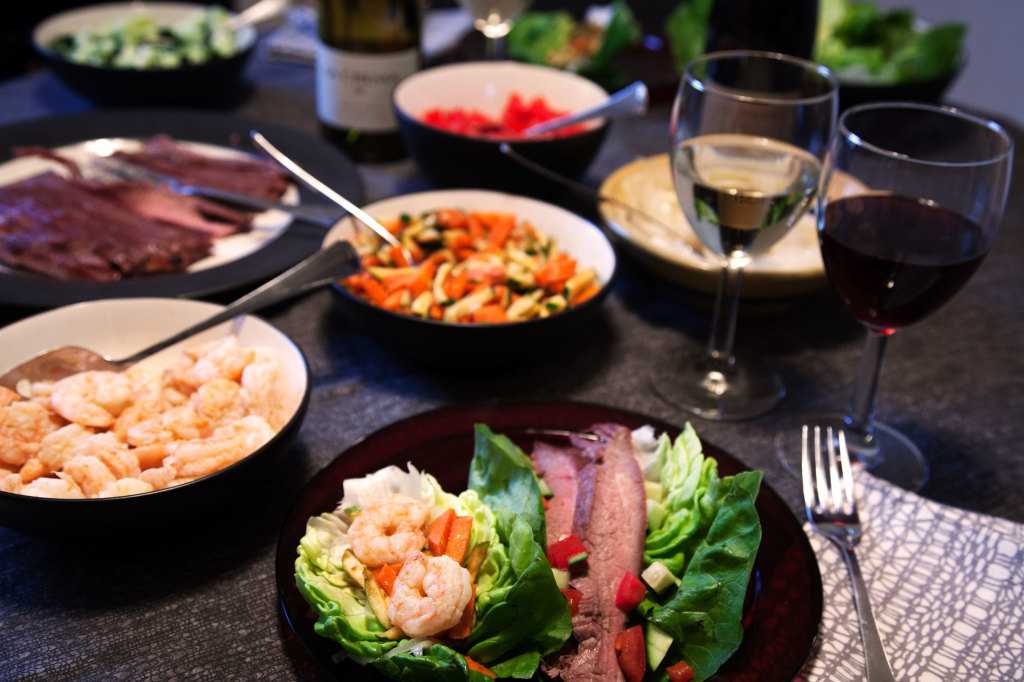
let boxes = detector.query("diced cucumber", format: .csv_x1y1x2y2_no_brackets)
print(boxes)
641,560,680,594
646,622,674,669
537,477,553,497
551,567,570,590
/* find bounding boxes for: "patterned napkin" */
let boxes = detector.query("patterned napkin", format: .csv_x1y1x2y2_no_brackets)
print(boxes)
797,472,1024,681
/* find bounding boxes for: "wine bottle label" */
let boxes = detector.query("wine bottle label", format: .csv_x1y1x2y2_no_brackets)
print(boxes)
315,45,418,132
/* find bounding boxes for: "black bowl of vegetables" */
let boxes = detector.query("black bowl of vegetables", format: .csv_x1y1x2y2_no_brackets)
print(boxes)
392,61,610,197
321,189,618,367
32,1,256,106
813,0,966,111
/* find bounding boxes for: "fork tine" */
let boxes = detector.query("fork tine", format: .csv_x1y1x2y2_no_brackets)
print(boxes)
826,426,843,513
813,425,830,512
801,424,815,516
838,429,855,515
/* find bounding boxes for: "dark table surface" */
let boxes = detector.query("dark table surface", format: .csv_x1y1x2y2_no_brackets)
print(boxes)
1,39,1022,681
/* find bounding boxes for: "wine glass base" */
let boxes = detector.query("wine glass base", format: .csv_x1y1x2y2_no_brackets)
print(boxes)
651,356,785,421
775,412,929,492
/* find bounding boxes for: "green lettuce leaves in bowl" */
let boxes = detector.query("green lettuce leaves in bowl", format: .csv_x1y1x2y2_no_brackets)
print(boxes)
294,425,571,680
814,0,965,84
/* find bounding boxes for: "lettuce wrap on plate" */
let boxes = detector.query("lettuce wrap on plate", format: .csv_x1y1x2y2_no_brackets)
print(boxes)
295,424,571,680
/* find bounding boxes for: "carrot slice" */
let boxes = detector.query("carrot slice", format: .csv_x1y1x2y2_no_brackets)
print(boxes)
437,208,467,230
571,282,601,305
535,253,577,293
445,515,474,565
428,508,455,556
472,304,508,324
464,655,494,678
358,275,389,306
483,212,516,249
448,584,476,639
442,270,469,300
372,562,402,596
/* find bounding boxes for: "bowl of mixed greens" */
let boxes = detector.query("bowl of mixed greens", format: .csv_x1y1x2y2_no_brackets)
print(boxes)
32,2,256,105
813,0,966,110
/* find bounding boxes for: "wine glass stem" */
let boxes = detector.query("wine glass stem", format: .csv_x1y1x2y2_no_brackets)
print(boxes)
703,264,744,367
847,332,889,457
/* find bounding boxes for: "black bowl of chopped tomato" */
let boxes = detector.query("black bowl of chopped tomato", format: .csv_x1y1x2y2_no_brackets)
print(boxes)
321,188,618,366
393,61,610,197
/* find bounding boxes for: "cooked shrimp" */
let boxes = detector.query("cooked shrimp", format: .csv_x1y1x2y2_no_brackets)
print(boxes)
20,473,85,499
126,404,206,447
49,371,133,428
62,454,118,498
186,336,253,386
388,552,474,638
0,387,20,408
97,478,154,498
163,415,274,479
1,400,63,466
240,349,287,430
1,472,22,493
75,432,140,480
28,423,96,480
138,464,177,490
191,377,246,429
348,494,431,568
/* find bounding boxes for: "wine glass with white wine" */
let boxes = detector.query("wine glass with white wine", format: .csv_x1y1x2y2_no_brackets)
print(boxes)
457,0,533,59
652,50,838,420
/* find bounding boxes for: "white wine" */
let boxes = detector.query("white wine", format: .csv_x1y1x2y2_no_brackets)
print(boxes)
673,133,821,263
316,0,421,162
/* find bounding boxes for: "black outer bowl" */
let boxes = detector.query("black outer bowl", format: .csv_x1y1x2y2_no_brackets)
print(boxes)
393,61,611,198
0,385,310,538
838,66,962,111
328,277,614,366
31,2,256,106
395,113,608,197
36,47,254,106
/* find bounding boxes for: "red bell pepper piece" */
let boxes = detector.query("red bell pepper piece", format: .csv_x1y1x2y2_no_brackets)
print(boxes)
546,534,588,570
560,587,583,616
614,571,646,611
666,660,695,682
614,625,646,682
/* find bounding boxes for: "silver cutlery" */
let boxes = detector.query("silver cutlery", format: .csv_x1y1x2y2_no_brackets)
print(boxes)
249,131,415,264
0,240,361,390
91,156,343,228
520,81,649,138
802,425,899,682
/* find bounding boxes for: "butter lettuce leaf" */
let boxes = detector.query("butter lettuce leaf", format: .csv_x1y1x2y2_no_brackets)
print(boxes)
633,424,762,682
295,426,571,681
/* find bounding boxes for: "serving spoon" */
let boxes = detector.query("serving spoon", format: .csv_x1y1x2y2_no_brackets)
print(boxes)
0,240,360,392
520,81,649,138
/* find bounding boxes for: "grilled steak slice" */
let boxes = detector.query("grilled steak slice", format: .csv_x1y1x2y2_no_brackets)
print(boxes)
0,172,212,281
532,441,588,548
112,134,290,200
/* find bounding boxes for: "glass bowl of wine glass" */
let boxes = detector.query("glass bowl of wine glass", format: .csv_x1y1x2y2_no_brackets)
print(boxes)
776,102,1014,491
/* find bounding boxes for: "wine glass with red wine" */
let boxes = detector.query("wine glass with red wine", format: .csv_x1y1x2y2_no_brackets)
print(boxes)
651,51,837,420
776,102,1014,490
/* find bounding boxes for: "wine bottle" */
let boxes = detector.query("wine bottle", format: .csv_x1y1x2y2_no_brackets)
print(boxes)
703,0,818,60
316,0,422,162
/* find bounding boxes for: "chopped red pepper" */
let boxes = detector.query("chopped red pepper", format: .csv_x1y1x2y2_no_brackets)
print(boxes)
666,660,695,682
614,571,646,611
547,534,588,570
614,625,646,682
560,587,583,616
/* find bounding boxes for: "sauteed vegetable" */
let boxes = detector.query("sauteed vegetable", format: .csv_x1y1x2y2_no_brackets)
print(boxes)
341,207,601,324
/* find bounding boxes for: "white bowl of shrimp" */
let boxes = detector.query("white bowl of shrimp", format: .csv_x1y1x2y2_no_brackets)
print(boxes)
0,297,310,536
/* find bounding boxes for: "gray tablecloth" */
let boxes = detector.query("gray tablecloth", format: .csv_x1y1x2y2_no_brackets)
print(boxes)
2,37,1023,681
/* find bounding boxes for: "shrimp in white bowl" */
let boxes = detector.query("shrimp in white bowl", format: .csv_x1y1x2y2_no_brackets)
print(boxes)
388,551,474,638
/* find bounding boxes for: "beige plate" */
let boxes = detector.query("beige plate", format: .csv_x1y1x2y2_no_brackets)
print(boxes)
598,153,828,301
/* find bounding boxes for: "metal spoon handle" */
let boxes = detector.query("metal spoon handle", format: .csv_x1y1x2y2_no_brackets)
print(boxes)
114,240,360,367
250,131,403,252
522,81,649,137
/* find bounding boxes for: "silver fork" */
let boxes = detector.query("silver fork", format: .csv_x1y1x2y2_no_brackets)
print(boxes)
802,425,898,682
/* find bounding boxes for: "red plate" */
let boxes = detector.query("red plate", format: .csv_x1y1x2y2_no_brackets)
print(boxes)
275,400,821,680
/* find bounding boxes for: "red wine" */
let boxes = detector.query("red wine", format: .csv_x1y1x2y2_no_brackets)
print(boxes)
821,194,988,335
